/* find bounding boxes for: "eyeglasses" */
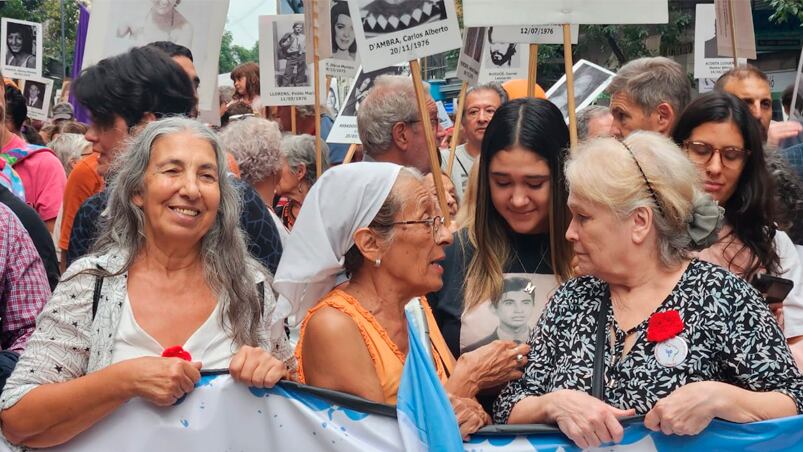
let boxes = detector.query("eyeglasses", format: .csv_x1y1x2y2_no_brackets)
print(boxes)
407,118,440,131
683,140,750,169
391,216,445,242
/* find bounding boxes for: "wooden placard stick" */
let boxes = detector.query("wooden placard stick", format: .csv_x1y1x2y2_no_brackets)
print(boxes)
562,24,578,148
446,81,467,177
727,0,738,67
312,0,323,178
290,105,297,134
528,44,539,97
343,143,358,164
410,58,451,225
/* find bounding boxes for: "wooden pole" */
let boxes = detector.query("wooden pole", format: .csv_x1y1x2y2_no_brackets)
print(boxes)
410,59,451,225
446,81,467,177
312,0,322,178
727,0,739,67
562,24,578,148
527,44,539,97
343,143,358,164
290,105,297,134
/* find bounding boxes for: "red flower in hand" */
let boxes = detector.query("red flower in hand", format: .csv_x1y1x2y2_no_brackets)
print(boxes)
162,345,192,361
646,310,684,342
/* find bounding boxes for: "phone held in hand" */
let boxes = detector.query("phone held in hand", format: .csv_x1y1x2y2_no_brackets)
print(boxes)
751,273,794,304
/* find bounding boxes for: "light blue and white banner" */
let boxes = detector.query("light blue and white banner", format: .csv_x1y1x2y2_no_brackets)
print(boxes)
4,374,803,451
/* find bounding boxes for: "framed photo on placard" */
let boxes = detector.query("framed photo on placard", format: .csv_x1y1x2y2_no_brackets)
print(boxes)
545,59,614,122
693,4,746,80
19,77,54,121
345,0,461,72
327,64,410,143
0,18,44,80
82,0,229,112
317,0,360,77
456,27,484,85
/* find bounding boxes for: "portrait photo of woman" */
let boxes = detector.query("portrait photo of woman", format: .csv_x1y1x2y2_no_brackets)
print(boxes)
330,1,356,61
116,0,195,50
4,21,36,69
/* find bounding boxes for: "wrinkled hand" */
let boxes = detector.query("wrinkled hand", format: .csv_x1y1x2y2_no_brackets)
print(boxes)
229,345,288,388
124,356,202,406
454,341,530,393
548,389,635,449
767,121,803,147
644,381,721,436
448,394,491,440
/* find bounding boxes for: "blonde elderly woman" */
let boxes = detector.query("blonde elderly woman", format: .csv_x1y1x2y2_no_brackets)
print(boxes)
274,162,530,438
0,118,294,448
220,117,287,243
494,132,803,449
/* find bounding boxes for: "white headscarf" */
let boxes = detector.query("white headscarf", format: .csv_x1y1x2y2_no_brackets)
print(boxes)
273,162,403,325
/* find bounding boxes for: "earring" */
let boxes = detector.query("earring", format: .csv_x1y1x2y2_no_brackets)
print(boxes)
374,258,381,267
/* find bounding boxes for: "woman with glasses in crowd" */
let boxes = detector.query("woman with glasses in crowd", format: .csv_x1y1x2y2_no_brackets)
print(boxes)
672,91,803,368
275,162,529,438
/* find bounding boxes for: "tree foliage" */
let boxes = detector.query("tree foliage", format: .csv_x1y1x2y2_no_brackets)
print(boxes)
218,31,259,73
769,0,803,25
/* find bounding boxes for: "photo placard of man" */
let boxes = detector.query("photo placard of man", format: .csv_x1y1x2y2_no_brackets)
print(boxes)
278,22,307,87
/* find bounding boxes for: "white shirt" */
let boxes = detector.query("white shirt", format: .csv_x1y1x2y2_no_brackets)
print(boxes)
440,144,476,203
111,294,237,369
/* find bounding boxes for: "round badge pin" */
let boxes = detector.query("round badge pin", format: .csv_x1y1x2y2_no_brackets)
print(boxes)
654,336,688,368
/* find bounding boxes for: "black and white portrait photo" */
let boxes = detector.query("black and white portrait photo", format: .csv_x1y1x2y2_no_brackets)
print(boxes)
280,0,304,14
82,0,229,113
19,77,54,121
22,81,45,110
331,1,357,61
465,27,484,63
358,0,447,36
275,21,308,87
1,18,43,79
546,59,615,121
485,27,518,68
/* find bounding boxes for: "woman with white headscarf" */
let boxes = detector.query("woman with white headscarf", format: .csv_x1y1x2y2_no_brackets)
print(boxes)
274,162,529,437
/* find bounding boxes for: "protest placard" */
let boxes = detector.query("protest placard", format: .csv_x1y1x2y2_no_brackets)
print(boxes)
462,0,668,26
693,4,747,80
345,0,462,72
490,24,578,45
0,18,43,80
18,77,53,121
715,0,756,60
545,59,614,122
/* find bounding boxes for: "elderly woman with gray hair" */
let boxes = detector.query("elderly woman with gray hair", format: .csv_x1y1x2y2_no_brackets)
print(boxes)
276,134,329,230
0,118,294,448
494,132,803,448
220,117,288,242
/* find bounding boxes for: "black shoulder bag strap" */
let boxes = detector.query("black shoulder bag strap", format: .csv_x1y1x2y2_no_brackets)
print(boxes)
591,295,611,401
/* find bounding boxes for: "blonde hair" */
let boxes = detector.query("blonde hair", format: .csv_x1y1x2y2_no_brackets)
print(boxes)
565,132,702,267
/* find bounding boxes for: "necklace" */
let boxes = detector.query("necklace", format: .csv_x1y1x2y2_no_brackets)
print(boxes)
511,242,549,274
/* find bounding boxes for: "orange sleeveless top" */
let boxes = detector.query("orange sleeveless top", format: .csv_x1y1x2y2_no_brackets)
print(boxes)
295,289,455,405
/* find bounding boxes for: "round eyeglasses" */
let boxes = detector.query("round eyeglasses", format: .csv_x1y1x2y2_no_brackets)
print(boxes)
683,140,750,170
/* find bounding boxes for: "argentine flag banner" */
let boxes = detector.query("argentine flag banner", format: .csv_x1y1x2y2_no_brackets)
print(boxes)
3,373,803,451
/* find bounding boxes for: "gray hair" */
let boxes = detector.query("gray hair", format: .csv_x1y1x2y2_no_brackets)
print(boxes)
280,134,329,188
92,117,266,347
220,117,283,186
47,133,91,174
463,82,508,119
577,105,611,141
343,167,423,275
565,132,702,268
605,57,691,119
356,75,420,157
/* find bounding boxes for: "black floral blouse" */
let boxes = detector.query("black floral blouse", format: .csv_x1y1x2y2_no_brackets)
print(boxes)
494,259,803,423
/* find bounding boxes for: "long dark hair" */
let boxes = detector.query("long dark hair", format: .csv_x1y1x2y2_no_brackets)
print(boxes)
671,90,779,278
464,98,572,311
330,1,357,55
6,22,34,55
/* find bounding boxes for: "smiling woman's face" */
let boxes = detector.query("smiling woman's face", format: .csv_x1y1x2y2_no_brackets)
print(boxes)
7,32,23,54
334,14,354,51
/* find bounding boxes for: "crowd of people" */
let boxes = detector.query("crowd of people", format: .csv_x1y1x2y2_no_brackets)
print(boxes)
0,37,802,450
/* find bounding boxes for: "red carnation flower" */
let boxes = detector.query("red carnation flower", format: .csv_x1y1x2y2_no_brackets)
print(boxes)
162,345,192,361
646,310,684,342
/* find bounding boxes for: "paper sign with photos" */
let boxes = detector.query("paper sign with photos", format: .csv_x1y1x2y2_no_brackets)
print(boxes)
693,4,746,80
19,77,54,121
478,27,529,85
260,14,326,106
1,18,44,80
327,64,410,144
490,24,579,45
345,0,461,72
545,59,615,122
462,0,668,26
307,0,360,78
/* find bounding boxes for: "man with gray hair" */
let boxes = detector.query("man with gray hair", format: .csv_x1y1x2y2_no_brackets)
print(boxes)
605,56,691,138
576,105,613,141
442,82,507,202
356,75,438,173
